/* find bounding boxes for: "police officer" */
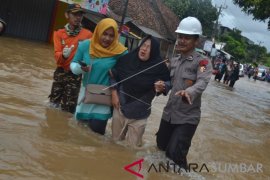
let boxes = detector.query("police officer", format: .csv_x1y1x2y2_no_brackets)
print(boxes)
155,17,212,170
48,4,92,113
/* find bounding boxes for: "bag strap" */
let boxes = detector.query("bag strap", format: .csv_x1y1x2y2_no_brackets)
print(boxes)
86,41,93,84
78,44,93,105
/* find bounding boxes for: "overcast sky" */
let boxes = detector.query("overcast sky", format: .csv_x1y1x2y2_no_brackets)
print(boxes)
211,0,270,52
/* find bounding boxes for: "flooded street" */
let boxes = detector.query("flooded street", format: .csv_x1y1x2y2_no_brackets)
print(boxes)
0,37,270,180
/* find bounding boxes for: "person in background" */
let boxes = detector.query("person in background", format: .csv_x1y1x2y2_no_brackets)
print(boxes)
48,4,92,113
215,59,226,82
266,71,270,82
223,61,233,84
110,35,170,147
229,62,240,88
154,17,212,170
0,18,7,35
261,70,266,79
253,67,259,81
247,65,254,79
70,18,127,135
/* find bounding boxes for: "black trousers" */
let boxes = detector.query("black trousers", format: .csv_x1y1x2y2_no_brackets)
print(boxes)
79,119,108,135
215,72,224,81
156,119,197,169
229,80,236,87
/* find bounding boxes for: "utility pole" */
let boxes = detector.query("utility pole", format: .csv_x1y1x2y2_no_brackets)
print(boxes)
119,0,129,33
212,4,227,42
254,41,263,62
210,4,227,68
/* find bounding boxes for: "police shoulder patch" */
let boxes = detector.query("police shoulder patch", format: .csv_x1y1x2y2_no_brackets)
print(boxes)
199,59,209,72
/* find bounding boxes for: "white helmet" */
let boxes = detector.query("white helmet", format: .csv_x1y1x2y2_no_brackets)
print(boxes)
175,17,202,35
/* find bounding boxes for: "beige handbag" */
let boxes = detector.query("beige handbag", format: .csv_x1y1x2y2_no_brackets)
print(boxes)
79,60,112,106
83,84,112,106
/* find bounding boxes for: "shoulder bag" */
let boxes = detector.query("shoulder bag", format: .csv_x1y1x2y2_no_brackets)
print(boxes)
80,61,112,106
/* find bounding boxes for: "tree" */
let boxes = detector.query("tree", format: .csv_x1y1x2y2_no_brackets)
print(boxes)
182,0,218,37
220,28,270,64
162,0,218,37
246,44,267,62
233,0,270,30
162,0,190,19
220,29,247,61
263,55,270,67
227,28,242,41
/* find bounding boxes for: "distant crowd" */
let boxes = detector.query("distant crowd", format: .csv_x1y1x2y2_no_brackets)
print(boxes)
213,58,240,88
212,55,270,87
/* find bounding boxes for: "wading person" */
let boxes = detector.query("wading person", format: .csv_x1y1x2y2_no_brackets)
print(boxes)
110,35,170,147
154,17,212,170
49,4,92,113
253,67,258,81
214,59,226,82
229,62,240,88
70,18,127,135
223,61,233,84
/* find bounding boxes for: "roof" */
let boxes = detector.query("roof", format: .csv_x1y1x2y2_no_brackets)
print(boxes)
137,25,166,40
106,8,132,24
83,9,107,24
218,49,234,59
108,0,179,40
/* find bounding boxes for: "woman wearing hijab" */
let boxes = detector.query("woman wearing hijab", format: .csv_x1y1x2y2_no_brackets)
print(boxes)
110,35,170,147
70,18,127,135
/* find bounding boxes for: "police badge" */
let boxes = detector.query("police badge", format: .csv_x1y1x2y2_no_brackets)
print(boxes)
200,66,206,72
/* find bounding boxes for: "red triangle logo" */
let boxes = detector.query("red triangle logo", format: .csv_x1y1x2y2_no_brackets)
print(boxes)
124,158,144,178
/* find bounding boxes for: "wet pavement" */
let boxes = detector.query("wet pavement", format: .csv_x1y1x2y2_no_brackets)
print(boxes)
0,37,270,179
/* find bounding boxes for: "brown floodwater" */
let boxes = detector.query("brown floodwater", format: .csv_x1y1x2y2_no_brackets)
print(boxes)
0,36,270,180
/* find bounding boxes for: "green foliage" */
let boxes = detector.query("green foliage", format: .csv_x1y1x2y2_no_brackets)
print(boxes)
162,0,218,37
227,28,242,41
220,30,247,61
162,0,190,18
233,0,270,21
245,44,268,63
220,29,270,66
233,0,270,30
161,0,270,66
264,57,270,67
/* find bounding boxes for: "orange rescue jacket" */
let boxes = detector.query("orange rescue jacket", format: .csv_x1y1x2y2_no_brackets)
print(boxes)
53,28,92,70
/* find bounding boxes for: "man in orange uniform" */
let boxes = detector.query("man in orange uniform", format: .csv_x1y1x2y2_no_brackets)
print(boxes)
49,4,92,113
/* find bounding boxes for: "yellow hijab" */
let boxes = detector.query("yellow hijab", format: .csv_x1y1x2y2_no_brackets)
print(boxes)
90,18,127,58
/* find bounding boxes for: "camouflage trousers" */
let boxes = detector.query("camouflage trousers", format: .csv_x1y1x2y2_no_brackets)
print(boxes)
49,67,82,114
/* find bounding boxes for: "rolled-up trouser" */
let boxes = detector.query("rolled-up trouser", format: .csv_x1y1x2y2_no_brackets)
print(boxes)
112,108,147,147
156,119,197,169
49,67,81,114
